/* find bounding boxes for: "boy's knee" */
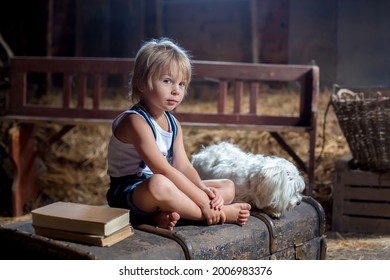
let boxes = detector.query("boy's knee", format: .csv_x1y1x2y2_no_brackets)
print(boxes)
223,179,236,200
149,174,176,199
223,179,235,191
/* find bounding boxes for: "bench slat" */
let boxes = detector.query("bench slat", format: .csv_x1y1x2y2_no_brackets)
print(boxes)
218,80,227,114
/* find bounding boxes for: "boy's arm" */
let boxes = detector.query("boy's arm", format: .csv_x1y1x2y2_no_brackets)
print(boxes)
115,114,221,224
171,123,224,210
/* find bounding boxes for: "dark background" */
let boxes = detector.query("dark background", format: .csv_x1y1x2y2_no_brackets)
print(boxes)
1,0,390,88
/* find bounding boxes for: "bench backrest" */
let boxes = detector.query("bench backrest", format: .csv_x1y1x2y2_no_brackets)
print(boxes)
7,57,319,131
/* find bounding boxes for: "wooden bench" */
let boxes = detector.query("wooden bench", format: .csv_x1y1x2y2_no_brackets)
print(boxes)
1,57,319,216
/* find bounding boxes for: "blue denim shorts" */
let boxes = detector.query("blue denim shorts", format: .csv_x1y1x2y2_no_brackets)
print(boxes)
106,173,154,217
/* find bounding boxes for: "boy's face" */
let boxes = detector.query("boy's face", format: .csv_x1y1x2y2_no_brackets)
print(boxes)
145,63,188,112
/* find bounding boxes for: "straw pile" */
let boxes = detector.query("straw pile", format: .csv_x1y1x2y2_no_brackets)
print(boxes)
326,232,390,260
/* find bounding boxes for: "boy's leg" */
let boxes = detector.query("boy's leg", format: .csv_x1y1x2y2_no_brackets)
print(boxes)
132,175,250,226
203,179,251,225
132,174,212,221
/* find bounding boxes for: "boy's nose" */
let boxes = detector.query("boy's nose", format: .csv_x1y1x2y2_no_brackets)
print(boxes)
172,86,180,95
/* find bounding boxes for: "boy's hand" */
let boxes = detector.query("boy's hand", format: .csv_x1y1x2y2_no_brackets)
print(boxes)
200,205,226,225
202,187,224,210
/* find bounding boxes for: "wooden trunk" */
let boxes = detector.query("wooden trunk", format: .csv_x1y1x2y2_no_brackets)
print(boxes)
0,197,326,260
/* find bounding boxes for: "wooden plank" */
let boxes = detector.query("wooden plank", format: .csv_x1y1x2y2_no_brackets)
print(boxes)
0,115,113,125
10,57,136,74
7,106,307,127
177,123,308,132
1,115,310,132
343,201,390,218
10,124,38,217
9,71,26,113
11,57,316,81
340,216,390,234
175,113,303,127
218,80,227,114
332,161,347,232
340,170,385,185
307,126,317,191
194,60,314,81
344,185,390,201
270,132,307,173
7,106,121,120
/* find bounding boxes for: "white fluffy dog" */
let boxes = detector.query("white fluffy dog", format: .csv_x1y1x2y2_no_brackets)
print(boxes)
191,142,305,218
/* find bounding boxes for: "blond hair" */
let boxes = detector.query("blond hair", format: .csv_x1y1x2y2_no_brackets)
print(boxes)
129,38,192,103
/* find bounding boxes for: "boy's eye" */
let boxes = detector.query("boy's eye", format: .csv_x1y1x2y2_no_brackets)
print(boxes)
179,82,186,88
163,78,172,84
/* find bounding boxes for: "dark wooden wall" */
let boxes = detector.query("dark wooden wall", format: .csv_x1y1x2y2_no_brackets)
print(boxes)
336,0,390,87
2,0,390,87
48,0,289,64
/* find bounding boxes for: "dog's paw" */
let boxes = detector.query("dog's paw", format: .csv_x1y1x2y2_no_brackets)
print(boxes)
262,208,283,219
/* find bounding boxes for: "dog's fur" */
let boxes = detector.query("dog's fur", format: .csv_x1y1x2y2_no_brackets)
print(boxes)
191,142,305,218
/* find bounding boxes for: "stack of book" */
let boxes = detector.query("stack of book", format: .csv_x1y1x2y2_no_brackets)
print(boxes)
32,201,133,247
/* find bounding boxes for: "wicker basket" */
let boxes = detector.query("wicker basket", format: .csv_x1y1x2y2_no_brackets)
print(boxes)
331,86,390,171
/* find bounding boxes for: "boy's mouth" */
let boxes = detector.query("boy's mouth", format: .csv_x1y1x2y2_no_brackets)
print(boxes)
167,99,178,105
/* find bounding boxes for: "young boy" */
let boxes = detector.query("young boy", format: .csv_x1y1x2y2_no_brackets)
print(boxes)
107,38,251,230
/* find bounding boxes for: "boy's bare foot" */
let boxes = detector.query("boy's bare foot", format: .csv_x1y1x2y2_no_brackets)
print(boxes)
223,203,251,226
153,211,180,230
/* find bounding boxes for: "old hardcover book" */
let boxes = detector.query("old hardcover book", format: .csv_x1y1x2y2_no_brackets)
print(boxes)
33,224,134,247
31,202,130,236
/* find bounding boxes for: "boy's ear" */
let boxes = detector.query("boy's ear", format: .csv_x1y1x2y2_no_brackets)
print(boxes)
137,82,146,93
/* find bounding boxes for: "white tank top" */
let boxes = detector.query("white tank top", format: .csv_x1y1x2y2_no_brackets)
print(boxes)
107,106,177,178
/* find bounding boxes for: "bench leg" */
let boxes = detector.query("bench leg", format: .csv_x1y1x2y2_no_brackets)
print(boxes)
307,128,316,196
9,123,37,217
